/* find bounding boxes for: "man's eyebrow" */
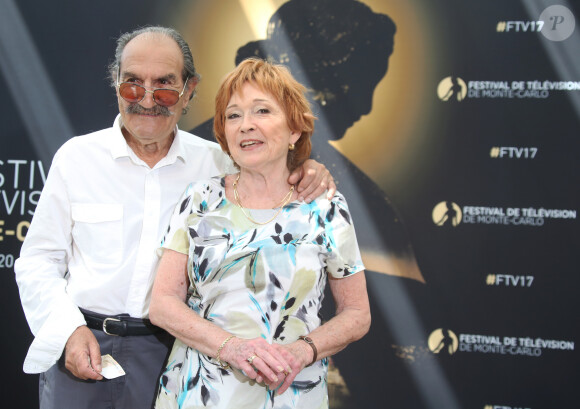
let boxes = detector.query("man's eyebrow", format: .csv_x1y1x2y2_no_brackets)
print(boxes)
120,70,140,80
120,72,179,82
157,73,178,82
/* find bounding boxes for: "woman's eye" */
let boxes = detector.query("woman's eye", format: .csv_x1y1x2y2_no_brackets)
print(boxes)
226,113,240,120
257,108,270,114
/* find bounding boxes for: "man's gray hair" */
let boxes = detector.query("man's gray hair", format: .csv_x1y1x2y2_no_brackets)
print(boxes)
108,26,201,101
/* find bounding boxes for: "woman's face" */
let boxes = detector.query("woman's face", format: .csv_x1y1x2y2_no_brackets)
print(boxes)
224,82,301,174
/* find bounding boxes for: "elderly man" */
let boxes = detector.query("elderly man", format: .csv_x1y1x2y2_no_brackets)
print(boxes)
15,26,334,409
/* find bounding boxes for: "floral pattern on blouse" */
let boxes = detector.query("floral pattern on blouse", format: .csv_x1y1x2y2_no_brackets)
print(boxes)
155,176,363,409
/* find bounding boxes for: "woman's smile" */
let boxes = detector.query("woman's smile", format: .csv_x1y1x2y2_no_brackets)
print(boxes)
240,139,263,149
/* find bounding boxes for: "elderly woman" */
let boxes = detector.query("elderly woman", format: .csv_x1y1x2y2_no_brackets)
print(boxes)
150,58,370,409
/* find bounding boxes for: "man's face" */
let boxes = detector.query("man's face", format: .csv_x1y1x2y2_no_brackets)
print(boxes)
117,33,193,147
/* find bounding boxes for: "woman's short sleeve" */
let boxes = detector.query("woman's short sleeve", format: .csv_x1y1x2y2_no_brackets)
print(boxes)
324,192,365,278
159,183,196,255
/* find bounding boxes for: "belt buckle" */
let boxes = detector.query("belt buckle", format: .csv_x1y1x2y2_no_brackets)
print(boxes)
103,317,121,336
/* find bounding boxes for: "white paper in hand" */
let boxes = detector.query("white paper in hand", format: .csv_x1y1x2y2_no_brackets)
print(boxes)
100,354,126,379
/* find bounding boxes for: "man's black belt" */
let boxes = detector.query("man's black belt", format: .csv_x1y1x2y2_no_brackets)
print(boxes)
80,308,164,337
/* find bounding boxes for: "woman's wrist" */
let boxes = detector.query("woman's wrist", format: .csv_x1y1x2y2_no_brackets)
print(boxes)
298,335,318,367
216,334,236,369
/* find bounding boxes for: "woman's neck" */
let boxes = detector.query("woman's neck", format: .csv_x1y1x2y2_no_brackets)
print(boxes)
228,170,295,209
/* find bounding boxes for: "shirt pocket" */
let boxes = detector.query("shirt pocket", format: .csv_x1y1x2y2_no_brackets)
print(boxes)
71,203,123,265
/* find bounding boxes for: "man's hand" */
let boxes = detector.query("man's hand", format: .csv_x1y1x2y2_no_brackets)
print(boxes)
288,159,336,203
64,326,103,380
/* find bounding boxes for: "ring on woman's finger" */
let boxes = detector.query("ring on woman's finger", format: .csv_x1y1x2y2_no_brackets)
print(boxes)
247,354,258,365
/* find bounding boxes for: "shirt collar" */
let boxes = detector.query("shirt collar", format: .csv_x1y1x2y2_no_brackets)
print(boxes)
110,115,130,159
166,130,187,164
110,114,186,164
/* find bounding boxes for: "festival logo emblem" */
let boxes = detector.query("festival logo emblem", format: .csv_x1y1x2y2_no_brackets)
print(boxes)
433,201,462,227
437,76,467,101
428,328,459,355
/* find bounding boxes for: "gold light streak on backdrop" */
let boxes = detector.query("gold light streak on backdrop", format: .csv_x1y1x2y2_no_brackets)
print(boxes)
174,0,446,198
239,0,277,37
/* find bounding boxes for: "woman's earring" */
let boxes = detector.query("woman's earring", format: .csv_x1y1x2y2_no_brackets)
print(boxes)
289,143,295,151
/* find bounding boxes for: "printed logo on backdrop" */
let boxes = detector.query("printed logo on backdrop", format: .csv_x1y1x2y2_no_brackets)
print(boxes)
432,201,462,227
428,328,459,355
437,76,467,102
432,201,576,227
428,329,574,357
496,5,576,41
484,406,531,409
0,159,46,269
486,274,534,288
438,77,580,100
490,146,538,159
392,327,573,365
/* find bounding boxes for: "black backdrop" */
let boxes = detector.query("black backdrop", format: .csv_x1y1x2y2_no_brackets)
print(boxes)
1,1,578,408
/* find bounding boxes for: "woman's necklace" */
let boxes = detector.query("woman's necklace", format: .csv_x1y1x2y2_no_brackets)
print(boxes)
232,173,295,225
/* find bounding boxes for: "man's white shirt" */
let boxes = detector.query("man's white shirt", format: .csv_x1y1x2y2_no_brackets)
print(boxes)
14,115,232,373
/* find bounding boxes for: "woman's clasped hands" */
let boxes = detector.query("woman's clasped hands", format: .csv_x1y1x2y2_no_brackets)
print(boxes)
219,336,311,394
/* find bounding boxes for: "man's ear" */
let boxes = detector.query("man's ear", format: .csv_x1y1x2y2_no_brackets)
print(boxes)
181,79,198,112
186,77,198,100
